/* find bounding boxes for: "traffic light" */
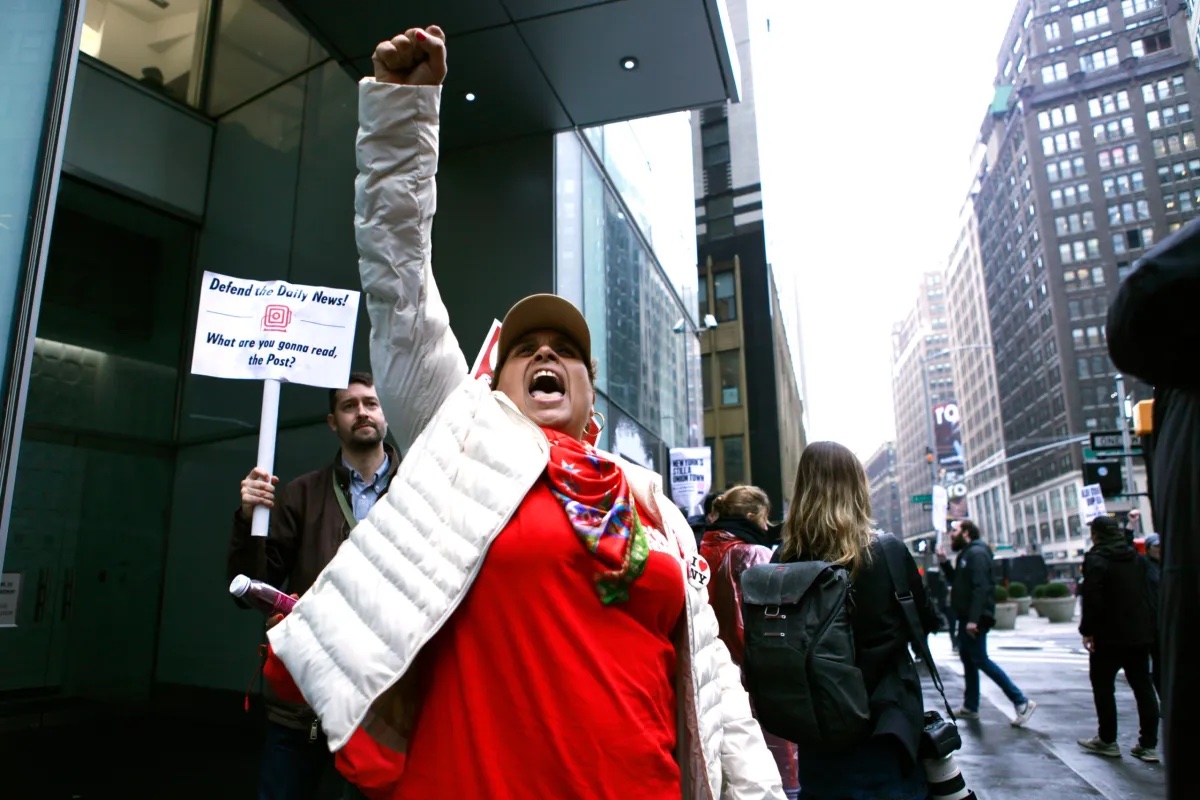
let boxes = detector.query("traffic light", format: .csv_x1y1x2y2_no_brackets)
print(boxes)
1083,460,1124,498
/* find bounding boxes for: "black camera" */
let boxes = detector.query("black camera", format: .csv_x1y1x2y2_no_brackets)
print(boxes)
919,710,962,759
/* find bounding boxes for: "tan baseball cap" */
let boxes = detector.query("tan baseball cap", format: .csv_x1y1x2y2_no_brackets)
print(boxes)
497,294,592,368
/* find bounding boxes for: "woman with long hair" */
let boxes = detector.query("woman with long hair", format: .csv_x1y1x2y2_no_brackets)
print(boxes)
777,442,938,800
699,486,801,798
260,25,784,800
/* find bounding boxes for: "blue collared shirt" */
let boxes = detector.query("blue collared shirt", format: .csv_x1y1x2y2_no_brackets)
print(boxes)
343,453,391,522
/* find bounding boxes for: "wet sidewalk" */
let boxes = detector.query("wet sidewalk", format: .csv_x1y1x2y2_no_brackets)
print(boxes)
924,615,1165,799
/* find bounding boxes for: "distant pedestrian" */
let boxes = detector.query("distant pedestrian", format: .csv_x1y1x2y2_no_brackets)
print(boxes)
939,521,1037,726
1077,516,1160,763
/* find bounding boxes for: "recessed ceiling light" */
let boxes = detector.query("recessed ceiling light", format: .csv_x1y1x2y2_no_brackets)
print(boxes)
621,56,639,71
465,92,477,102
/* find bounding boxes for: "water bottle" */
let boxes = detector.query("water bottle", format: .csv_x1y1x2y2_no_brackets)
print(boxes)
229,574,297,617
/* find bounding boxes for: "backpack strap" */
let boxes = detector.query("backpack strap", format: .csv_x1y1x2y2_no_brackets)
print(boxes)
878,534,957,723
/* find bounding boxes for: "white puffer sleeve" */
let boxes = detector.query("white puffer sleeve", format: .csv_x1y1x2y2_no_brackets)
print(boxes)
356,79,468,453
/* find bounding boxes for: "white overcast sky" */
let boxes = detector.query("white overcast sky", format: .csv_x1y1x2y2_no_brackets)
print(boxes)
755,1,1020,460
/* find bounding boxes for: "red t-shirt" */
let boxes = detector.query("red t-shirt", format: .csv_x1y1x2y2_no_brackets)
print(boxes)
394,480,686,799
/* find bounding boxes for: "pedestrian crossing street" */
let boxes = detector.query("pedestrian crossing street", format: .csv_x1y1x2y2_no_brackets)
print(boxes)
927,628,1091,671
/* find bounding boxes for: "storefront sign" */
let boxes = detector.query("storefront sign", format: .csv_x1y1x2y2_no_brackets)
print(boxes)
0,573,20,627
190,271,360,389
670,447,713,518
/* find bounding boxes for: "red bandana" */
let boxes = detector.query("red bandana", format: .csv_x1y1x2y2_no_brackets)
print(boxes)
541,428,650,604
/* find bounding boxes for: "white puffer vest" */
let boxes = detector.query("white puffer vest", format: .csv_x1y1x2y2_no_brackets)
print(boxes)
268,79,783,800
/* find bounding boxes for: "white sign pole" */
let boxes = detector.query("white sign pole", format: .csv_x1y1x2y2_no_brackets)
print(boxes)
252,378,282,538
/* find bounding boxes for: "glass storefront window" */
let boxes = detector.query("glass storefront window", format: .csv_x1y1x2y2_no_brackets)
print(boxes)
80,0,212,106
206,0,327,115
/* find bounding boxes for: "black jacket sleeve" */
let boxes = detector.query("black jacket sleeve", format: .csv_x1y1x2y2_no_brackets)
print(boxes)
1107,217,1200,390
227,479,301,593
939,558,955,580
966,548,991,624
1079,553,1106,638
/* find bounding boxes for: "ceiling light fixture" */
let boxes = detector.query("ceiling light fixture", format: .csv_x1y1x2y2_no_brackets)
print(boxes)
620,56,639,71
465,92,477,102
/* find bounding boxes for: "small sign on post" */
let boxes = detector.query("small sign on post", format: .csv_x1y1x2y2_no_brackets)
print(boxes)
190,271,360,536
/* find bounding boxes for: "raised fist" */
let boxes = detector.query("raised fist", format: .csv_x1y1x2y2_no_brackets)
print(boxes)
373,26,447,86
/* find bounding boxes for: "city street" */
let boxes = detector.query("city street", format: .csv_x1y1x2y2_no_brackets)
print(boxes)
925,612,1165,800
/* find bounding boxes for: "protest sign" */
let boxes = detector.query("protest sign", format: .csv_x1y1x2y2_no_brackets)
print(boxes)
1079,483,1108,525
191,271,359,388
470,319,503,386
190,271,360,536
670,447,712,517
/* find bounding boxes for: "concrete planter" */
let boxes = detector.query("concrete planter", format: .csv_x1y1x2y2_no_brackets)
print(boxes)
1015,597,1033,616
1034,596,1076,623
993,601,1019,630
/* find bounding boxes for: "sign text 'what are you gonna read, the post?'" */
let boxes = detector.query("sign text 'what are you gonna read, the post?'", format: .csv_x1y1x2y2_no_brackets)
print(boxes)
190,271,361,389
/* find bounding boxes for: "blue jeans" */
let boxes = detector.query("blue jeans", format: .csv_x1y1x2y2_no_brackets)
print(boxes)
259,720,339,800
958,622,1027,712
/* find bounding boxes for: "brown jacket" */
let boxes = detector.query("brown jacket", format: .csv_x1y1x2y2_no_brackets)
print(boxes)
228,445,400,729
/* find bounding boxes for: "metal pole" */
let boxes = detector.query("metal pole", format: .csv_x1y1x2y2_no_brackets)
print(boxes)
920,351,939,567
1114,373,1137,498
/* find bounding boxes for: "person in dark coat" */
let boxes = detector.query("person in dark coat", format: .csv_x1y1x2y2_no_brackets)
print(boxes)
1107,215,1200,796
1077,516,1160,762
938,521,1037,726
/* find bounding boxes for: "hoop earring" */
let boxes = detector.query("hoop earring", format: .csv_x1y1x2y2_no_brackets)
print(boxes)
585,410,606,437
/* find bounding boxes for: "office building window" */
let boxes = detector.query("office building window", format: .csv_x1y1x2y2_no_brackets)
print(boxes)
1071,7,1110,33
713,271,737,321
723,435,746,485
1132,32,1171,58
1122,0,1161,16
1081,47,1120,73
1045,22,1061,41
80,0,213,106
1042,62,1069,83
698,273,710,321
718,350,740,406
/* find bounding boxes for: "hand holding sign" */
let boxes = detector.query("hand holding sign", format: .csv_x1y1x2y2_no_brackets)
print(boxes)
191,271,360,537
240,467,278,521
373,26,447,86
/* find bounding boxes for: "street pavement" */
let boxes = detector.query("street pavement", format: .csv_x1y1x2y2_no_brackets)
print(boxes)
924,611,1165,800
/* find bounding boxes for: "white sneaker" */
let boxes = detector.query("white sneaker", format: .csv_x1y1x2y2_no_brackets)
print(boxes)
1012,699,1038,727
954,708,979,719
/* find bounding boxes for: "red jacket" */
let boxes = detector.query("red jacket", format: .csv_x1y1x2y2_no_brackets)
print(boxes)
699,527,774,666
699,523,800,792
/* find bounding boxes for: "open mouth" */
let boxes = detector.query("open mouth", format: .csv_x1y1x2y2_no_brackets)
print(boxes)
529,368,565,401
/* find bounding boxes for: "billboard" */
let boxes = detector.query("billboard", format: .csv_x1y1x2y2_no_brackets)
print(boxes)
931,401,968,522
932,401,964,468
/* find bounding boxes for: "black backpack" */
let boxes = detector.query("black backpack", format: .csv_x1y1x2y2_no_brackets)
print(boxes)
739,551,871,749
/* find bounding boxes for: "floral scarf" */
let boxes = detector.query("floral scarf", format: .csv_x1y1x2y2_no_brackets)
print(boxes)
541,427,650,605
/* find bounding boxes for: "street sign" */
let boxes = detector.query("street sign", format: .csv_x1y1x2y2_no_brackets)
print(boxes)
1089,431,1142,453
910,493,932,504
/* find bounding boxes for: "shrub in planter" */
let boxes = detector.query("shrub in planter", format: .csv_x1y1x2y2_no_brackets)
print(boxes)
993,585,1018,629
1008,582,1032,615
1043,582,1072,598
1032,584,1049,599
